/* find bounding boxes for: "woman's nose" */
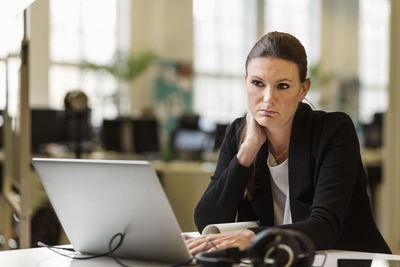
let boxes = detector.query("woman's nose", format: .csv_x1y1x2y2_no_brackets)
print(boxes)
263,86,275,103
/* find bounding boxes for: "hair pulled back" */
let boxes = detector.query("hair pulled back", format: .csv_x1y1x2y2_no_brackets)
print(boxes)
245,31,308,82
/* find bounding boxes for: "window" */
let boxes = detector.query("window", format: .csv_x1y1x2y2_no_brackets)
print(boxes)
265,0,321,107
264,0,321,66
193,0,257,123
49,0,122,126
193,0,321,123
359,0,390,123
0,13,24,111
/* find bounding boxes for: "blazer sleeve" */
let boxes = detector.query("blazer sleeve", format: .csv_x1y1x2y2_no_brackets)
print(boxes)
194,118,252,233
253,113,361,249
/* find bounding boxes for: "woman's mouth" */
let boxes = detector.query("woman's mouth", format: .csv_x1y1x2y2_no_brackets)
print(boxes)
260,109,278,116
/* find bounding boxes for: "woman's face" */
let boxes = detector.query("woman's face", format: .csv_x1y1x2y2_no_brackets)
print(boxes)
245,57,310,131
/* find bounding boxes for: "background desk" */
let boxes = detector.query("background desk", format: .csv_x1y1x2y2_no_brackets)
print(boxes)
152,160,214,232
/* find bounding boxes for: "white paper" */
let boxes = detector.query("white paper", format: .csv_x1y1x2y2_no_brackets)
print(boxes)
201,221,259,236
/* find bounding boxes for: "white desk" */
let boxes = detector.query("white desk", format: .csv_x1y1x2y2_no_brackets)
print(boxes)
313,250,400,266
0,246,172,267
1,247,400,267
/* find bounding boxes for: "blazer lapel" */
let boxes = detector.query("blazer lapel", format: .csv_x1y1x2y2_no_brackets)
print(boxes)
288,103,314,222
250,142,274,226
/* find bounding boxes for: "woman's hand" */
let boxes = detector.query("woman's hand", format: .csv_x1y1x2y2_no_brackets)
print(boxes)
185,230,256,255
237,113,267,167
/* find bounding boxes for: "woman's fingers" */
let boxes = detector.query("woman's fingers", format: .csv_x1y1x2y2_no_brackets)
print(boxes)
213,230,255,250
181,233,194,241
245,112,266,146
185,234,220,254
185,230,256,255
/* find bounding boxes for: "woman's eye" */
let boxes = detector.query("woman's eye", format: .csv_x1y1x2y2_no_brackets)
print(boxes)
252,80,264,87
277,83,290,89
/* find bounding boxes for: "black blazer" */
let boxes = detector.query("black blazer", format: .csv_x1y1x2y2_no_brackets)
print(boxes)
194,103,391,253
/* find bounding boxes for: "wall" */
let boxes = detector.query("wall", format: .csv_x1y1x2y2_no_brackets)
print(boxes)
378,0,400,253
29,0,49,107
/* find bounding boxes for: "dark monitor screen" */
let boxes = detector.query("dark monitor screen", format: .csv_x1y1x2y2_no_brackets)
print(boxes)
132,119,159,153
31,108,92,153
1,109,92,152
102,119,125,152
101,118,160,154
62,109,92,142
0,109,65,151
31,109,66,152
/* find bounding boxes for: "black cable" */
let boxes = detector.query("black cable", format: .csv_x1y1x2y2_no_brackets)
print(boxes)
39,232,194,267
38,232,124,260
110,255,133,267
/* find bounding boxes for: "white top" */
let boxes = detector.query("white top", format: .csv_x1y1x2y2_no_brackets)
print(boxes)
267,150,292,225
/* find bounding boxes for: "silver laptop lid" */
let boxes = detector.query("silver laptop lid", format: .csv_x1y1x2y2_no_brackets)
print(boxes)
32,158,192,263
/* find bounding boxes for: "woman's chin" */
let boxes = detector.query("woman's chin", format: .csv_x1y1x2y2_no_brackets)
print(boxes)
255,116,276,127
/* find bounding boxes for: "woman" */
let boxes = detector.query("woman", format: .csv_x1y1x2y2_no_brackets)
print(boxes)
186,32,391,255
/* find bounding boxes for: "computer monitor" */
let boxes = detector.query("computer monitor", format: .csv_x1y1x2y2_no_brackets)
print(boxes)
101,118,160,154
101,118,125,152
31,109,66,152
132,119,159,153
62,108,92,142
31,108,92,153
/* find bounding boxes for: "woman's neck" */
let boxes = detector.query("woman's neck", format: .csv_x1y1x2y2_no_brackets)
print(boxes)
265,123,292,157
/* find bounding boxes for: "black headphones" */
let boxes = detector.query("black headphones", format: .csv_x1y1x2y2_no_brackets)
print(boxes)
196,228,315,267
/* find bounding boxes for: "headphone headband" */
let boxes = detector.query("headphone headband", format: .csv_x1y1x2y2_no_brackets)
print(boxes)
196,247,245,267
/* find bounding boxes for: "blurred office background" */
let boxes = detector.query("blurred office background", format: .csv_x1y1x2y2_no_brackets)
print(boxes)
1,0,400,254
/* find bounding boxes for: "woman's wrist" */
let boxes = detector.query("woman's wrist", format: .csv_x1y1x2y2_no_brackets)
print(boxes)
237,142,259,167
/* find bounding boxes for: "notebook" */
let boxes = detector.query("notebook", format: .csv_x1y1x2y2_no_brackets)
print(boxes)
32,158,193,264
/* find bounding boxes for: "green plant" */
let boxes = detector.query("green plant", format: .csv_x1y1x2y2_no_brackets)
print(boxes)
81,50,158,82
308,61,333,90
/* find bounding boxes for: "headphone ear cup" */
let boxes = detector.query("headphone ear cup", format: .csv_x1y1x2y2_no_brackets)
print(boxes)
247,228,277,265
287,230,315,267
248,228,296,266
247,228,315,267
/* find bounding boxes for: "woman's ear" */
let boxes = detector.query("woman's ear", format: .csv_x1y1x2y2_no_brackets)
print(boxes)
299,78,311,101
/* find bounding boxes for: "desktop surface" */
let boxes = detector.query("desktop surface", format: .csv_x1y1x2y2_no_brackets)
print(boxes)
1,247,400,267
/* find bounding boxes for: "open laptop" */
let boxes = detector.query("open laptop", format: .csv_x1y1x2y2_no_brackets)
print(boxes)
32,158,193,264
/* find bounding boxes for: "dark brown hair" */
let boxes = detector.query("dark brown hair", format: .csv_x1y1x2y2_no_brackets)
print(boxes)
242,32,308,198
245,31,308,82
